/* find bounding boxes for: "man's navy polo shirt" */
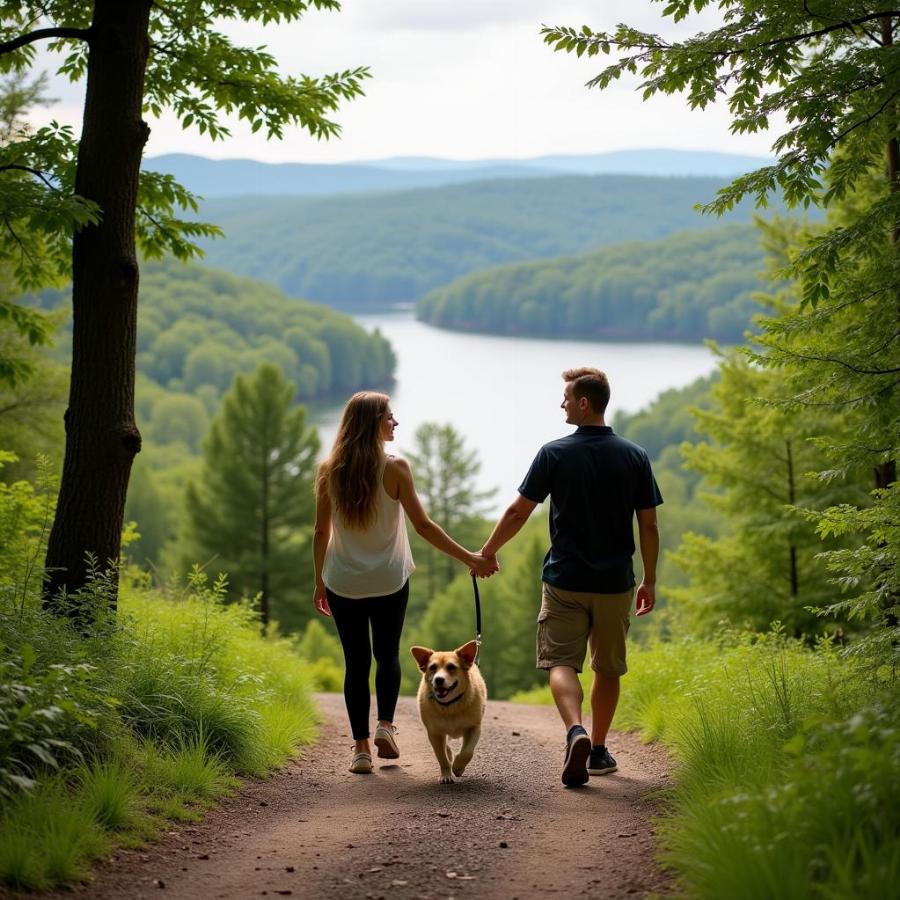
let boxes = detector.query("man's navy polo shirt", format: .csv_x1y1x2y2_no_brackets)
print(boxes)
518,425,663,593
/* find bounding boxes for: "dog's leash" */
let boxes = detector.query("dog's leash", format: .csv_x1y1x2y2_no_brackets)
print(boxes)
471,575,483,665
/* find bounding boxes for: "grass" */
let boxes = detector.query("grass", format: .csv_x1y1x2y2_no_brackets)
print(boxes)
0,568,321,890
76,757,137,831
512,630,898,899
0,778,109,890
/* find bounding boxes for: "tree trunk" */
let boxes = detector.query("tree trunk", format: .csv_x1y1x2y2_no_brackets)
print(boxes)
260,446,271,629
43,0,151,622
880,15,899,492
785,439,799,598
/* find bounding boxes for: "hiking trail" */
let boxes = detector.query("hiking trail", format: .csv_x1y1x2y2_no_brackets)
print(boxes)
40,693,673,899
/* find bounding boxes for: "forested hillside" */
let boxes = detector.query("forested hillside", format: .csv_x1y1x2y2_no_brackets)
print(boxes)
43,258,395,413
195,175,772,306
417,225,767,342
27,259,396,580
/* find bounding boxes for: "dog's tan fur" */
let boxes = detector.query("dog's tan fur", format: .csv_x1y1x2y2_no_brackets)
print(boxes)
410,641,487,784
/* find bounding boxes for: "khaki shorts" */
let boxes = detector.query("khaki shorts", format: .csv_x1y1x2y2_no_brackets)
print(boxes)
536,582,633,677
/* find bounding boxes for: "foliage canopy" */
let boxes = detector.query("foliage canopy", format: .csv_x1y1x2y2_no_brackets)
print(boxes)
0,0,369,287
545,0,900,659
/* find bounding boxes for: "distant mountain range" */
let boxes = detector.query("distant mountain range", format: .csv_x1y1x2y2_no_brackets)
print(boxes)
145,149,773,198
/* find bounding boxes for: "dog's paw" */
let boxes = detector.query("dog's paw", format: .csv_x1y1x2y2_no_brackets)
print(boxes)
439,772,455,784
451,762,467,777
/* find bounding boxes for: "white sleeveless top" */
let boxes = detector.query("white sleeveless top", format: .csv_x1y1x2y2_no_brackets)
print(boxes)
322,456,415,599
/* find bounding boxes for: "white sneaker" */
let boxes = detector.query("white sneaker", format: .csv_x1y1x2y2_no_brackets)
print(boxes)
349,751,372,774
373,724,400,759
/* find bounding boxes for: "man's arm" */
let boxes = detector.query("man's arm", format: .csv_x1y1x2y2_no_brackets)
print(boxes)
635,507,659,616
481,494,538,561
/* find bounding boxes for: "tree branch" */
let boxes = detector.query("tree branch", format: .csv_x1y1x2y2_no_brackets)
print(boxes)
0,163,57,191
826,82,900,151
769,341,900,375
0,26,90,57
802,0,882,45
585,11,900,62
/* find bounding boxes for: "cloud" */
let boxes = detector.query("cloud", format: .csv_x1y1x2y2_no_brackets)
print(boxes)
22,1,775,163
355,0,560,32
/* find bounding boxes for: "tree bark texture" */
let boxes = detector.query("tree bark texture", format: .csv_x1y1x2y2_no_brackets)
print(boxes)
880,15,899,491
44,0,152,619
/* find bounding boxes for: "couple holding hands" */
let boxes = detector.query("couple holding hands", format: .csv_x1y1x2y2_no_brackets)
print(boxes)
313,367,662,786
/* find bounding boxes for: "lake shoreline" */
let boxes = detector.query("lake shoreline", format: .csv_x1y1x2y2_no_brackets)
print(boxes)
309,310,717,513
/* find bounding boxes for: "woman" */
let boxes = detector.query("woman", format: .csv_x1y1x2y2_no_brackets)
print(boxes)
313,392,495,774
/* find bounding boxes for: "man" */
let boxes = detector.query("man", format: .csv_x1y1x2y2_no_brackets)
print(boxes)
480,367,661,787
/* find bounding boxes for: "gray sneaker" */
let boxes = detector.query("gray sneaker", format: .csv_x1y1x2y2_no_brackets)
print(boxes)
374,723,400,759
587,745,617,776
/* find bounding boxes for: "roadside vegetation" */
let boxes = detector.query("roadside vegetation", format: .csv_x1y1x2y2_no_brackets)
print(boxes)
514,634,898,899
0,468,318,889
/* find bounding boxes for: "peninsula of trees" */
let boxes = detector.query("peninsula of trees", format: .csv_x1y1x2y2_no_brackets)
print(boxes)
417,225,767,342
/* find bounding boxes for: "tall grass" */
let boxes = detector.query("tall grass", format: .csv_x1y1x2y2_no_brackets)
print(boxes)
0,565,320,890
513,630,898,898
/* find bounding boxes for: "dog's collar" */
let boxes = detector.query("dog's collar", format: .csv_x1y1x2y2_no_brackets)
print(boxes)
429,688,466,707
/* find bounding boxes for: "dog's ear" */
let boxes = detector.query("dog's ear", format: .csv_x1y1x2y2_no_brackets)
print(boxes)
410,646,433,671
455,640,478,669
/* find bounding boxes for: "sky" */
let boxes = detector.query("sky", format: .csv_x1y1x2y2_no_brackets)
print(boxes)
32,0,780,164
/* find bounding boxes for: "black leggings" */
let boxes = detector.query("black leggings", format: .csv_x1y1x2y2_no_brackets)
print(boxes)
327,581,410,741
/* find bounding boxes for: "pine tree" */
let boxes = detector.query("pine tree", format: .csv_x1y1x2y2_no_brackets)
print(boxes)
183,364,319,629
406,422,495,613
669,352,867,636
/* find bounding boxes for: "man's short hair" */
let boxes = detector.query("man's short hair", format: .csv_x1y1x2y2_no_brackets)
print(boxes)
563,367,610,415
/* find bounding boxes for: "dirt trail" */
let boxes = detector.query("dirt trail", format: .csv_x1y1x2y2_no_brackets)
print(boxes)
39,693,673,899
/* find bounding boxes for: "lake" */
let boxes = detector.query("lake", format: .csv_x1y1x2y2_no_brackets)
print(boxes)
311,310,717,512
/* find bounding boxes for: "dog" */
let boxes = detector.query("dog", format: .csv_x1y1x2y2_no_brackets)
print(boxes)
410,640,487,784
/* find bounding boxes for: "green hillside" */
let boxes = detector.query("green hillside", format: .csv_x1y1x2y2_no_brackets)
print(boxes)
417,224,767,342
45,258,395,415
195,175,773,307
33,260,397,569
134,259,394,400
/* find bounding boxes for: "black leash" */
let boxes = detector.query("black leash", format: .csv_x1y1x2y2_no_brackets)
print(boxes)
471,574,483,664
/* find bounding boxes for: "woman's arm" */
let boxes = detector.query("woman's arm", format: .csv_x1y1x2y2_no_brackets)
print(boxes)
312,476,332,616
390,458,496,577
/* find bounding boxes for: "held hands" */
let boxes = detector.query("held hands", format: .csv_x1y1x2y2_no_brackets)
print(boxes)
313,582,332,617
468,551,499,579
635,581,656,617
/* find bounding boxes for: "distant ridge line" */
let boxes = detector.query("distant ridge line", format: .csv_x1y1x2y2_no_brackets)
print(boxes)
144,149,773,198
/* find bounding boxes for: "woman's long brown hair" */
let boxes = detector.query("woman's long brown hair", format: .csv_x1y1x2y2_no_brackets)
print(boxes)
317,391,390,530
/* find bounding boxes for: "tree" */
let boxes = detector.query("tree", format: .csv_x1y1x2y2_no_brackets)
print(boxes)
0,2,368,621
668,351,867,636
544,1,900,653
183,364,319,629
0,74,55,389
406,422,496,609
